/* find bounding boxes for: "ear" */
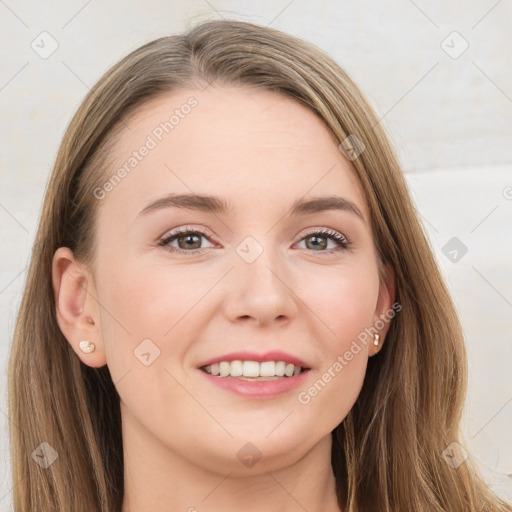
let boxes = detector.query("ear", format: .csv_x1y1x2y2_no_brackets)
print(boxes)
52,247,106,368
370,262,396,356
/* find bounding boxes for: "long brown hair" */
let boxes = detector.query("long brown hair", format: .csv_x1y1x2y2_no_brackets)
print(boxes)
8,19,512,511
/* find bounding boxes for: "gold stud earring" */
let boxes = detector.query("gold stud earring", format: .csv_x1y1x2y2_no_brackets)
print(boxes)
373,333,380,347
79,340,96,354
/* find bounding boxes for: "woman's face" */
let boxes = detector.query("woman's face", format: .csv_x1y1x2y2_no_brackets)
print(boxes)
65,86,394,474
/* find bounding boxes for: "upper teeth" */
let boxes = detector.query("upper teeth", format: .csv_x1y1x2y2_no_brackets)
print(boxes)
203,360,303,378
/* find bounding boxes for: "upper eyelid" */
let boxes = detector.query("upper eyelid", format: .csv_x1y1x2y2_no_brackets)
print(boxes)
301,227,347,238
160,225,215,240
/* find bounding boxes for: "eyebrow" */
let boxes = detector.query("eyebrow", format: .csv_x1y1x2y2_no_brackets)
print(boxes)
138,193,365,223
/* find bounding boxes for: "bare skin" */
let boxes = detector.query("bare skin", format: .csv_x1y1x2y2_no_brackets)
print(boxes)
53,85,394,512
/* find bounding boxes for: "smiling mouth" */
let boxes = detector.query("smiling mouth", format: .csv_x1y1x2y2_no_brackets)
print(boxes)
200,360,310,380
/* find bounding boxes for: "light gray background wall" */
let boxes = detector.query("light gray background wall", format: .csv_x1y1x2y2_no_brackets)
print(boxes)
1,0,511,508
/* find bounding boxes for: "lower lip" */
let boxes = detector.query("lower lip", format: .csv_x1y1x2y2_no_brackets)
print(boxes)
198,369,311,398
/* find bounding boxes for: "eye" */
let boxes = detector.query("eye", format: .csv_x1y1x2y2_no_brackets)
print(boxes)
295,228,351,254
159,228,216,254
158,227,351,255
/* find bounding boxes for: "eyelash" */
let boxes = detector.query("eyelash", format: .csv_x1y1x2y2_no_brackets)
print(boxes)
158,226,351,255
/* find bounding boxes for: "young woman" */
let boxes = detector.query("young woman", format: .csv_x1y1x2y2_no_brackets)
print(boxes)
8,19,511,512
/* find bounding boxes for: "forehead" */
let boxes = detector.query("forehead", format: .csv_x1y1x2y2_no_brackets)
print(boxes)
97,85,369,223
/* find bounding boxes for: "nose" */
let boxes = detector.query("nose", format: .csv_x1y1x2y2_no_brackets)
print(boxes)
223,243,298,327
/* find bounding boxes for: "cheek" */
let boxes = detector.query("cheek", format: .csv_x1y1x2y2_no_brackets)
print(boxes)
298,348,368,438
93,256,178,384
291,260,378,423
95,253,222,392
95,261,191,425
295,258,379,347
96,254,199,338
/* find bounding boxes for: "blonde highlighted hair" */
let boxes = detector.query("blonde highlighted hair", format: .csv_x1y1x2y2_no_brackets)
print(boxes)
8,19,511,511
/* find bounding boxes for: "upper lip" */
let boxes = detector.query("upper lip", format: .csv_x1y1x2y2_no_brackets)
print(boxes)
197,350,311,369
